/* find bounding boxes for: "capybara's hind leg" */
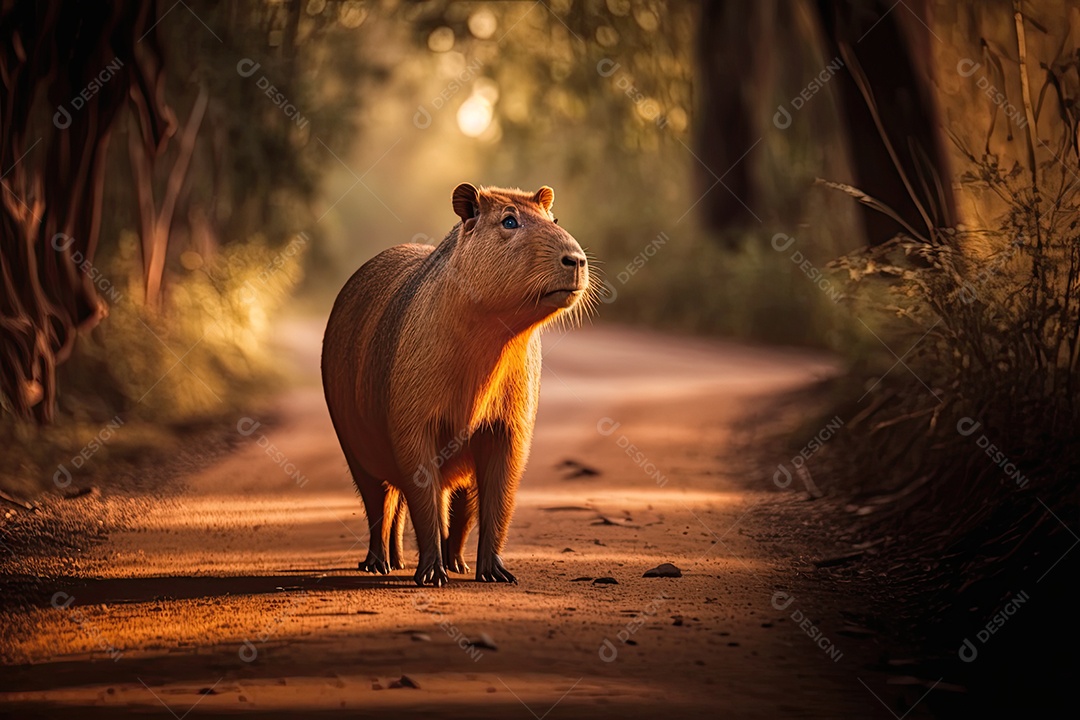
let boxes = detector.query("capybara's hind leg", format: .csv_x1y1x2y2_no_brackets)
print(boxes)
444,486,475,574
388,489,407,570
352,465,395,575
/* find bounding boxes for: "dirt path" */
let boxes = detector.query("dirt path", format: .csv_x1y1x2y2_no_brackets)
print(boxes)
0,321,920,719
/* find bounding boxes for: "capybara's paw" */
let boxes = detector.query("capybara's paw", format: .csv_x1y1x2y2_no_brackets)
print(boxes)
441,539,471,574
476,554,516,583
358,552,391,575
414,557,450,587
447,554,471,574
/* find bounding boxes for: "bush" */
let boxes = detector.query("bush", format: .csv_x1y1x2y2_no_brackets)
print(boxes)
0,232,306,499
821,151,1080,560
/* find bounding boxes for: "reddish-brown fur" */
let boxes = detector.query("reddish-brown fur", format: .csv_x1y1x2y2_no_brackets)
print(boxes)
322,183,594,586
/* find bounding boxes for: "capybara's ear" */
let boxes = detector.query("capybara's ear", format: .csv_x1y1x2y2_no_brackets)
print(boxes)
533,186,554,213
452,183,480,223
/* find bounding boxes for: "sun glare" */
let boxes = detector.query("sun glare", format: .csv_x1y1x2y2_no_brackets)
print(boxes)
456,94,493,137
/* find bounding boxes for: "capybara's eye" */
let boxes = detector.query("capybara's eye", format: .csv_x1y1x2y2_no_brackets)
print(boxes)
553,217,559,224
502,216,519,229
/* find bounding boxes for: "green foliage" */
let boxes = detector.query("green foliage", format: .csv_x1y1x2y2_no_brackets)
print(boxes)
134,0,379,251
84,233,305,420
0,2,374,493
304,1,857,349
0,232,306,497
592,224,851,345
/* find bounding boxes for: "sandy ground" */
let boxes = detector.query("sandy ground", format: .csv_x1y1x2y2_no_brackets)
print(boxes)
0,321,931,719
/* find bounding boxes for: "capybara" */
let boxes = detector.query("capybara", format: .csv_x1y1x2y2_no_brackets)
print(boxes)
321,183,594,586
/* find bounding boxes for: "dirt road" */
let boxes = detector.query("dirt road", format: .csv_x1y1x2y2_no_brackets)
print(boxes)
0,320,918,719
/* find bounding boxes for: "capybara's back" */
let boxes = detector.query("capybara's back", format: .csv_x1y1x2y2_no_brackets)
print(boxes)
323,244,431,481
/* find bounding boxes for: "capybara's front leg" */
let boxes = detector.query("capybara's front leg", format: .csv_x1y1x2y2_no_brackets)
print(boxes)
471,427,521,583
352,466,394,574
401,459,449,587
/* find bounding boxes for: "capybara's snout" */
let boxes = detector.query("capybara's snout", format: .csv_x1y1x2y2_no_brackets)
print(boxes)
539,234,589,309
559,246,587,270
555,233,589,287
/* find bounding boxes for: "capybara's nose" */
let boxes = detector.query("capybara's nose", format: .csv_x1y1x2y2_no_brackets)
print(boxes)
561,252,587,269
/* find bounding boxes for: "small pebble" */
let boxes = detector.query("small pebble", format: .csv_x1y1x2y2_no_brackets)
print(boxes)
465,632,497,651
643,563,682,578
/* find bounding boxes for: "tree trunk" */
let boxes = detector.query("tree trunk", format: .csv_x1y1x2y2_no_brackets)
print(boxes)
129,84,208,307
693,0,957,247
0,0,173,422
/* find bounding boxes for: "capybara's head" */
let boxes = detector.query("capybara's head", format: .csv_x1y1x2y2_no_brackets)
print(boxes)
446,183,594,326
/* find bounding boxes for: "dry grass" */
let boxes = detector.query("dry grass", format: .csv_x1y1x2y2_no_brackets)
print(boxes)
815,149,1080,579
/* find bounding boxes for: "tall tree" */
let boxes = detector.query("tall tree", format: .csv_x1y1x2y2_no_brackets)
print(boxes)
694,0,956,245
0,0,173,422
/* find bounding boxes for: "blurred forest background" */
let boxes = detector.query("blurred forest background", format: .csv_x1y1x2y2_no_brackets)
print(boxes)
2,0,870,494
